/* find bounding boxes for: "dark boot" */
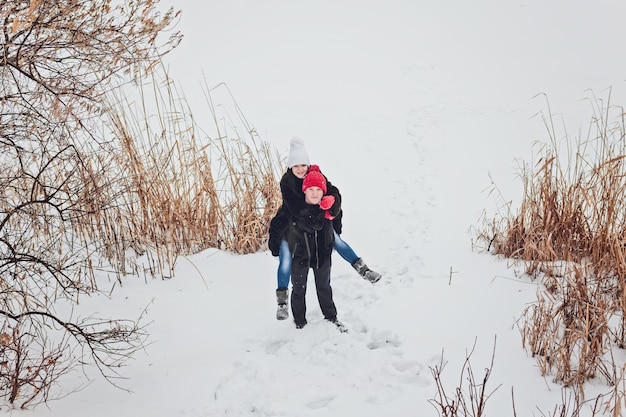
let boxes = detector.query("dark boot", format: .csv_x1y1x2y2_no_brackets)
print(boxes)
276,289,289,320
351,258,382,283
326,317,348,333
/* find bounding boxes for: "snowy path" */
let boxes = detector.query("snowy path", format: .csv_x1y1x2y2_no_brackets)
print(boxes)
203,314,430,416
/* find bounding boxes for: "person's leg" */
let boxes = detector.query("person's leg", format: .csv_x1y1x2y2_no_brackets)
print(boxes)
314,262,346,332
290,262,309,328
333,230,359,264
277,240,291,290
313,262,337,321
275,240,291,320
334,231,382,283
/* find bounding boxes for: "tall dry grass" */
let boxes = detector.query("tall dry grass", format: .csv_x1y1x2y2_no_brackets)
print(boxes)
476,91,626,412
0,64,282,406
89,73,283,278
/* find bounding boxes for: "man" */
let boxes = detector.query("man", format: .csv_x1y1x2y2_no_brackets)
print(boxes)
285,165,346,332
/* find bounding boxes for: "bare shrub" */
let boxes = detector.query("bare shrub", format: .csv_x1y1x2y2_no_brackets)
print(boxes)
0,310,147,409
1,0,282,408
0,0,180,407
0,323,67,408
429,338,500,417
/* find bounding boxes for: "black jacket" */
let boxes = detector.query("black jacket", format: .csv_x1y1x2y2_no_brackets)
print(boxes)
268,168,342,256
286,205,335,269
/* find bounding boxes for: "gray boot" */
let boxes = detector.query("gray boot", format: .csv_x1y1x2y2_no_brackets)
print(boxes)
351,258,382,283
276,289,289,320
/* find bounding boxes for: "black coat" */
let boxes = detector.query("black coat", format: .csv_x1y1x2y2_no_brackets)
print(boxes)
268,168,342,256
286,206,335,269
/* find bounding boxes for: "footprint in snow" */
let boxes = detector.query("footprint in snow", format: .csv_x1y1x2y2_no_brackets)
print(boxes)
307,395,335,409
367,329,402,350
387,359,430,387
264,339,288,355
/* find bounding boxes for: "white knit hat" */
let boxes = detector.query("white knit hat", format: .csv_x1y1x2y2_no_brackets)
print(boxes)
287,136,310,168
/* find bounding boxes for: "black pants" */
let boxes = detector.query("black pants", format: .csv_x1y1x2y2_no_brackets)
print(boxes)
290,261,337,325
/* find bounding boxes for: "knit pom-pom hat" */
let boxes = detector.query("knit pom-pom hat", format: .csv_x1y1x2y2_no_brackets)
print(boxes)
302,165,327,194
287,136,310,168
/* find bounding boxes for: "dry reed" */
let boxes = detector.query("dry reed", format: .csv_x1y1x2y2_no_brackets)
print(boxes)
476,90,626,413
95,74,283,278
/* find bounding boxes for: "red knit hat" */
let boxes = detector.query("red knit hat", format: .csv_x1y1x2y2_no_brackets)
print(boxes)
302,165,327,194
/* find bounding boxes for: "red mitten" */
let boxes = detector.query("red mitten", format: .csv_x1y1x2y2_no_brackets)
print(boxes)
325,210,335,220
320,195,335,210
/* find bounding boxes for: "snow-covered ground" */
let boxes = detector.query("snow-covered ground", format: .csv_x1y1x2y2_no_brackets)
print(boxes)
15,1,626,416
